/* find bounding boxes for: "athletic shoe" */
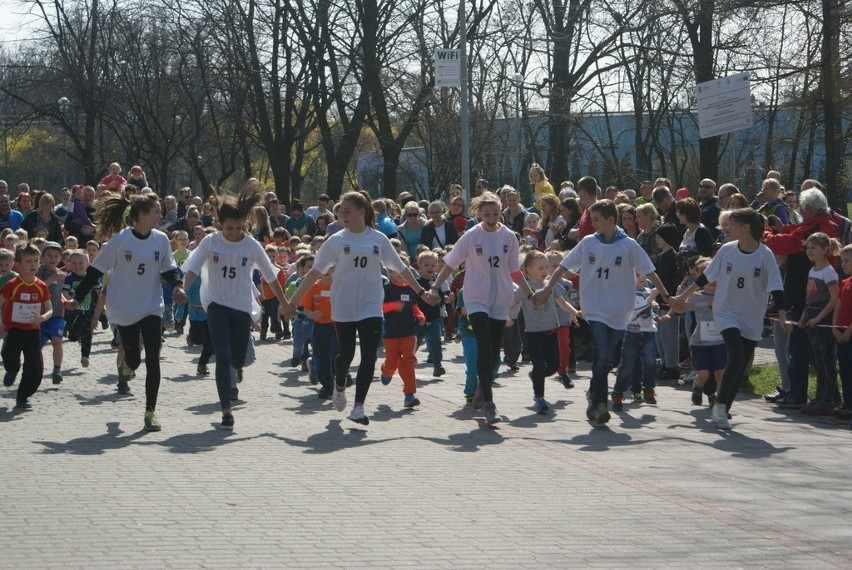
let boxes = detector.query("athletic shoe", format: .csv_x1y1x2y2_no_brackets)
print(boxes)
317,387,333,400
707,393,718,407
507,362,520,371
308,362,318,385
220,414,235,430
472,387,484,410
711,403,731,429
52,372,62,385
588,403,610,425
764,387,787,403
692,388,703,406
801,400,836,416
483,402,501,425
404,394,421,408
381,374,393,386
14,399,32,411
119,362,134,379
643,389,657,405
197,364,210,376
291,357,299,367
117,379,131,394
678,358,692,371
560,374,574,389
144,413,162,432
347,405,369,425
81,357,90,368
433,366,445,377
3,372,16,387
333,387,347,411
230,387,239,401
533,397,550,414
186,335,194,347
632,391,644,402
611,392,624,412
464,394,474,406
682,370,697,385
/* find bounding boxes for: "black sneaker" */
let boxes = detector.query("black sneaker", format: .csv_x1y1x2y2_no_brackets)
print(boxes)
764,387,788,403
220,414,235,430
433,367,445,377
692,388,703,406
52,371,63,385
230,386,239,401
317,387,334,399
14,399,33,411
259,331,267,341
117,379,131,394
560,374,574,389
643,389,657,405
275,331,285,341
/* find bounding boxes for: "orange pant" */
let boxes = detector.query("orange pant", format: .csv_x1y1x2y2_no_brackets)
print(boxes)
381,336,418,395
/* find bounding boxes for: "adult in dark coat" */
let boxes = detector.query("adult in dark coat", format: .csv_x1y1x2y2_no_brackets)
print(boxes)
420,201,459,250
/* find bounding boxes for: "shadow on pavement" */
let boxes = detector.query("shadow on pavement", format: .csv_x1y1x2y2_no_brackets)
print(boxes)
146,428,263,453
37,421,147,454
417,425,505,452
265,419,395,453
0,406,23,423
279,391,332,415
74,391,135,406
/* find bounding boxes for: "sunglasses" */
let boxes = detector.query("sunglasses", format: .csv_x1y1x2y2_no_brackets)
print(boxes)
406,213,419,217
699,184,714,189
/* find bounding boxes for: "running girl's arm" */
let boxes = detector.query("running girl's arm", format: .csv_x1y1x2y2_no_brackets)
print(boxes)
399,267,439,306
645,271,670,300
68,266,105,308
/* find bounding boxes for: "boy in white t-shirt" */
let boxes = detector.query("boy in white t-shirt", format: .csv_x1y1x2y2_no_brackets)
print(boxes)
534,200,671,426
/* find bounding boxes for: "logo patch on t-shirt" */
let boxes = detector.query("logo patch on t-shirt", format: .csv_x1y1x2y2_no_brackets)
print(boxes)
154,251,160,261
124,251,133,262
615,256,622,266
503,244,508,254
754,267,761,277
475,245,483,256
343,245,350,255
726,262,733,274
588,254,596,265
373,245,380,255
213,253,220,264
241,257,248,267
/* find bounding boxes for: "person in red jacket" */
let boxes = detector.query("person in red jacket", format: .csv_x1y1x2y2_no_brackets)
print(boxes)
763,187,838,407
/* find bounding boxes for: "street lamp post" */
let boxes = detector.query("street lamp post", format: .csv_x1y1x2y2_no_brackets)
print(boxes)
513,73,524,193
58,97,70,188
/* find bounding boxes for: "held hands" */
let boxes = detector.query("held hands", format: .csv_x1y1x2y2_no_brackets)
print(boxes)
421,290,440,306
65,299,80,311
172,287,188,304
530,289,549,307
280,302,297,320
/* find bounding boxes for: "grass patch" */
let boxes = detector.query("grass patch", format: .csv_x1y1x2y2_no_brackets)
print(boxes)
744,364,816,399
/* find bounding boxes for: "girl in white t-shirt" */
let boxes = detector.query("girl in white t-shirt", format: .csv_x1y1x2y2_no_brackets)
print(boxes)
288,191,438,426
68,193,181,433
675,209,787,429
179,182,291,431
432,192,536,425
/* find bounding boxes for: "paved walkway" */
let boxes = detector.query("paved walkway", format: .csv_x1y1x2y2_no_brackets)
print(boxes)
1,328,850,568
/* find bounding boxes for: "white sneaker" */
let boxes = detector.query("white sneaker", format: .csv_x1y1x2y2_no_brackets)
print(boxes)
681,370,697,385
711,403,732,429
332,387,347,412
347,404,369,425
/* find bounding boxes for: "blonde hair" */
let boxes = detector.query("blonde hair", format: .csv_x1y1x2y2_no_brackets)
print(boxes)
805,232,841,257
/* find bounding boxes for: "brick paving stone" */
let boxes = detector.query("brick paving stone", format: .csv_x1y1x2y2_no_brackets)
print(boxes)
0,328,850,568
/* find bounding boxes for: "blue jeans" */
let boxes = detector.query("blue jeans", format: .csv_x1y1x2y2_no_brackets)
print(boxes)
261,298,282,334
416,318,444,368
614,331,656,394
655,313,680,368
206,302,252,410
292,316,314,363
312,322,339,391
588,321,622,407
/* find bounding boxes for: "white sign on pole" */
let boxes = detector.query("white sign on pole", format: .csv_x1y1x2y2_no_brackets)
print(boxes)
434,48,460,88
695,72,752,139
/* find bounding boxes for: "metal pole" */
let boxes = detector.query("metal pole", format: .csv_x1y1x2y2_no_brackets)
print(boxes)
459,0,470,203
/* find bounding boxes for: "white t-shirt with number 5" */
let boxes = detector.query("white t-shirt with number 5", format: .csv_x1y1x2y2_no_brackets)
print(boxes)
92,227,177,326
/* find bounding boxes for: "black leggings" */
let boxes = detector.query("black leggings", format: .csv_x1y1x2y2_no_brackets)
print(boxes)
117,315,163,412
2,328,43,404
718,328,757,409
468,312,506,403
334,318,382,404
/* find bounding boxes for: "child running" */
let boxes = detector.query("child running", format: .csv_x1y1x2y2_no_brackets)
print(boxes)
70,193,184,432
674,208,786,429
535,199,670,426
0,244,53,410
513,250,579,413
288,191,438,426
180,182,292,430
62,249,101,368
380,265,426,408
36,241,66,384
